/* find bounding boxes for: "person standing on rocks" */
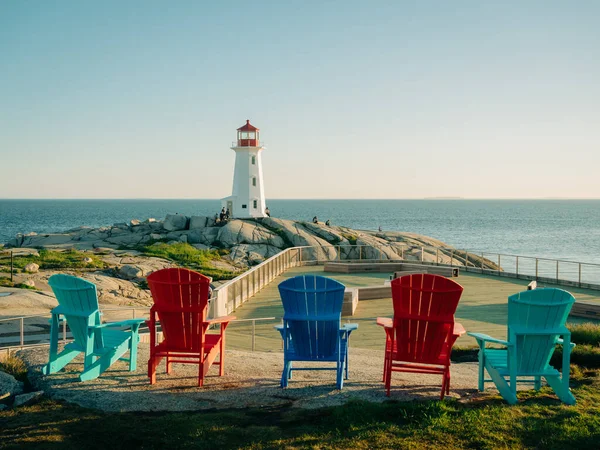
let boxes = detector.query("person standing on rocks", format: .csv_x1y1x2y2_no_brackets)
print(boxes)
325,219,331,226
225,208,231,220
313,216,318,224
265,206,271,217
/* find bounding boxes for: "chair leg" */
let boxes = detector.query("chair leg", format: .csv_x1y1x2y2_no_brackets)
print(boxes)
545,375,576,405
219,336,225,376
534,376,542,391
128,335,138,372
148,354,162,385
166,354,172,374
80,341,129,382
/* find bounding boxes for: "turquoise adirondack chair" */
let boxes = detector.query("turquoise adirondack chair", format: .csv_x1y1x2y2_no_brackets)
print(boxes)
276,275,358,389
43,274,146,381
468,288,576,404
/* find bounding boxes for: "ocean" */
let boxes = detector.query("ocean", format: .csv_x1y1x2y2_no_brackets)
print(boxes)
1,199,600,264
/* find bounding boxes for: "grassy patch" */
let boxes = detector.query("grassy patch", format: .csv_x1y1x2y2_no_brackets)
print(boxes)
569,323,600,346
2,372,600,449
0,353,27,383
136,242,238,281
0,278,37,290
0,249,105,272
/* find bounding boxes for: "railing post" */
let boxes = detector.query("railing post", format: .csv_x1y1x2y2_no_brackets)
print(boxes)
10,250,14,283
401,247,404,260
481,253,484,271
498,255,501,274
535,258,539,279
132,309,136,319
20,317,24,347
516,256,519,277
450,249,454,267
579,263,582,286
421,247,424,262
436,248,439,265
556,260,559,282
252,320,256,351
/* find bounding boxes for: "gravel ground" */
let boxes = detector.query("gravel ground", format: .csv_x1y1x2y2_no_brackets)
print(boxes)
19,346,482,412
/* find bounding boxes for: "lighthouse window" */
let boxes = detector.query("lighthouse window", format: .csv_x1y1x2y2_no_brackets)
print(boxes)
253,200,257,209
240,132,249,139
252,177,256,187
248,132,255,139
251,156,256,165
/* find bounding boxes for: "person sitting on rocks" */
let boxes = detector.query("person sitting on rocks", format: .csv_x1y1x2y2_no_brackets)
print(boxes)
312,216,318,224
219,208,225,222
265,206,271,217
214,213,220,224
325,219,331,226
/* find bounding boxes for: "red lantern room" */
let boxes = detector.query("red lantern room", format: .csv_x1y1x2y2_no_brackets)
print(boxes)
236,120,260,147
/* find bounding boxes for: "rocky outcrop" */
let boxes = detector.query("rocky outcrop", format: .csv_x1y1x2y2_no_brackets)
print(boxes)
3,215,502,271
0,371,23,399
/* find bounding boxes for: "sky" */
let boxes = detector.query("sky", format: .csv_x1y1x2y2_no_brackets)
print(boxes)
1,1,599,199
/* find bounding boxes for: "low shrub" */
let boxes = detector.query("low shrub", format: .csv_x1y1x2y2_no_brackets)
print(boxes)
568,322,600,346
0,352,27,382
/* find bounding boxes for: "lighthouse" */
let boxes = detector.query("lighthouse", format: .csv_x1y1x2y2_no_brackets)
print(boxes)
221,120,267,219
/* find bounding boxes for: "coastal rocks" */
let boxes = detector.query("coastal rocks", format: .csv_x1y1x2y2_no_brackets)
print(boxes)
130,219,141,226
0,371,23,399
189,216,210,230
260,218,337,261
118,265,143,280
23,279,36,288
229,244,280,264
24,263,39,274
21,234,74,248
216,221,285,248
13,391,44,407
188,227,218,245
163,214,188,231
81,274,152,306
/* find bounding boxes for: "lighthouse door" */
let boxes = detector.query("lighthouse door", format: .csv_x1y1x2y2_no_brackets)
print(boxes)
227,201,233,214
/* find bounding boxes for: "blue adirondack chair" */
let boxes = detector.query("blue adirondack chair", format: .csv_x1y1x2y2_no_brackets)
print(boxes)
43,274,146,381
468,288,576,404
276,275,358,389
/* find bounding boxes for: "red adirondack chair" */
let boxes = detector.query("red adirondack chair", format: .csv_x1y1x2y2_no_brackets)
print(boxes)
146,268,235,386
376,273,465,399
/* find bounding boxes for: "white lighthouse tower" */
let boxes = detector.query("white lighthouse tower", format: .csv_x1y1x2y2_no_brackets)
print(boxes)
221,120,267,219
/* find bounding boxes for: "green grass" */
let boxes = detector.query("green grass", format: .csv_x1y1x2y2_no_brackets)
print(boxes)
1,370,600,449
0,278,37,290
569,323,600,346
0,249,105,272
136,242,238,281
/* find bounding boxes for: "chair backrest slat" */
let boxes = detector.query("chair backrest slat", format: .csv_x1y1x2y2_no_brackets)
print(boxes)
147,268,211,351
508,288,575,373
48,274,103,350
391,274,463,363
279,275,345,359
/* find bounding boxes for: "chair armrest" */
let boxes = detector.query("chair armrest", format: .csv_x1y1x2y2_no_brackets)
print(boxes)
274,324,285,331
91,319,146,329
341,323,358,332
453,322,466,337
556,338,576,348
376,317,393,328
467,332,512,346
206,315,236,325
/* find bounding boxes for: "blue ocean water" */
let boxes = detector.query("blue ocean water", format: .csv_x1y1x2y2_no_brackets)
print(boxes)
1,199,600,264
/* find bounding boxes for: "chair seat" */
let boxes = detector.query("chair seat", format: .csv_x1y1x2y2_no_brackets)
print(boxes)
155,333,221,354
387,341,451,366
483,349,560,377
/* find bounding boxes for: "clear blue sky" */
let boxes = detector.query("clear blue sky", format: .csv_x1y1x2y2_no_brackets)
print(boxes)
1,1,599,199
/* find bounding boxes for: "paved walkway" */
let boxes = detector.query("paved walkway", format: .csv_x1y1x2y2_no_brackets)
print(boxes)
226,267,600,351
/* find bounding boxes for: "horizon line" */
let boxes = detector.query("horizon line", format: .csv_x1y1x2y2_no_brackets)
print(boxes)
1,197,600,201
